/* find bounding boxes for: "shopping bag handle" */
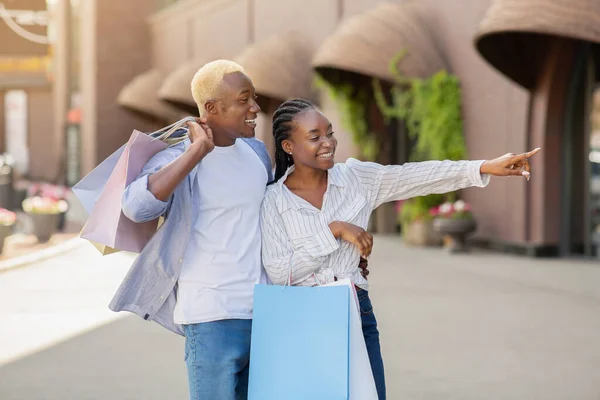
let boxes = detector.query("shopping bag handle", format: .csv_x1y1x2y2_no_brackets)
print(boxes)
149,116,197,145
283,256,322,290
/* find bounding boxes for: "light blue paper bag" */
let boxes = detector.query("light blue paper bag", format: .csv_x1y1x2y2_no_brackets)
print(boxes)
248,284,351,400
249,280,378,400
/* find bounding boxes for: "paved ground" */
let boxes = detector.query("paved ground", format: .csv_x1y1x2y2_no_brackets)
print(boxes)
1,237,599,399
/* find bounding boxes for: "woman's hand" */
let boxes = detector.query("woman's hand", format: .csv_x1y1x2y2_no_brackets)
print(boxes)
480,148,541,181
329,221,373,258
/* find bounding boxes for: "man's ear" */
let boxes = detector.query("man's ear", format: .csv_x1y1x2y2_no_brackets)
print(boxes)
205,101,218,115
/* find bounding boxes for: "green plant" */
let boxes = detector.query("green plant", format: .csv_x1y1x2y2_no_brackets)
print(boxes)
314,74,378,160
398,193,445,226
374,51,468,227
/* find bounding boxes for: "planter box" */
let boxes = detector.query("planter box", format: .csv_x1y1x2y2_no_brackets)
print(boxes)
27,213,60,243
0,224,13,254
433,218,477,253
402,220,443,247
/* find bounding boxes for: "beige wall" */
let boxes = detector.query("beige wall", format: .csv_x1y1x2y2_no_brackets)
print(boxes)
150,6,191,71
342,0,387,18
420,0,531,243
253,0,338,43
191,0,249,59
80,0,157,172
51,0,70,182
0,92,4,154
142,0,544,245
150,0,249,72
95,0,157,162
28,89,55,181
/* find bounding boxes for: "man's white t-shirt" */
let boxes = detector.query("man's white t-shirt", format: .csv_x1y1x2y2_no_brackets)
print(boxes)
173,139,269,325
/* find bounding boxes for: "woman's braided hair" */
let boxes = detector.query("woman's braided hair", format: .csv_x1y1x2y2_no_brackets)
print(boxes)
271,98,317,182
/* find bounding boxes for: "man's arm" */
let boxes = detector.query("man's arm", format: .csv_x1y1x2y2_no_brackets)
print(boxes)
122,120,214,223
147,141,211,201
148,119,214,201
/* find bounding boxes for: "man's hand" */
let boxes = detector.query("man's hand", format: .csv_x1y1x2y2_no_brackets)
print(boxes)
329,221,373,258
186,117,214,155
359,257,369,279
480,148,541,181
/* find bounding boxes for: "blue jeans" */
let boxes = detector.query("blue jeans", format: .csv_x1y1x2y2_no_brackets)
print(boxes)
357,289,386,400
183,319,252,400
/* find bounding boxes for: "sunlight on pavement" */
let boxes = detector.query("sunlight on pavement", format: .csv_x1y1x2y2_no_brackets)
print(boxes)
0,241,135,366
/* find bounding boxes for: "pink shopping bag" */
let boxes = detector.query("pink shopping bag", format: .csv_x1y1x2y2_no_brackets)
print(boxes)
80,130,169,253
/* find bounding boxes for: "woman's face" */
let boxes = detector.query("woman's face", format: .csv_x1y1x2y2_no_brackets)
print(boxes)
283,108,337,171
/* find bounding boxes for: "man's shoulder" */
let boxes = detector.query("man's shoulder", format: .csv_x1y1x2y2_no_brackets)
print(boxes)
241,137,267,151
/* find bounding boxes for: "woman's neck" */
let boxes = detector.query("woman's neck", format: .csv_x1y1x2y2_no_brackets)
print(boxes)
286,165,327,190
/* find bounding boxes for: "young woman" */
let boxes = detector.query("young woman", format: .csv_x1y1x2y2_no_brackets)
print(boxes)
259,98,539,399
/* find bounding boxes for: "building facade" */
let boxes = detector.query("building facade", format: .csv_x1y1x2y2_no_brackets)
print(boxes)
6,0,599,257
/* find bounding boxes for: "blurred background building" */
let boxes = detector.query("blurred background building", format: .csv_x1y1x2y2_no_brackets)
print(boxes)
2,0,600,259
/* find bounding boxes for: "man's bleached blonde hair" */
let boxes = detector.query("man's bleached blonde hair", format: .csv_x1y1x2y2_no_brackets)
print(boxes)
191,60,245,116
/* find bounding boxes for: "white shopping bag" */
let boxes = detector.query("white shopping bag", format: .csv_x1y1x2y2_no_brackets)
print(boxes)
324,279,378,400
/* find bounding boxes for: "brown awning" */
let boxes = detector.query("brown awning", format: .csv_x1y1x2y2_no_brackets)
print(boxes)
234,32,317,104
158,58,207,115
117,69,179,122
475,0,600,89
312,1,446,84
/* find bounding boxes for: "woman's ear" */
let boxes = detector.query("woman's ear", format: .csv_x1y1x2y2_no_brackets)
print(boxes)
281,140,293,155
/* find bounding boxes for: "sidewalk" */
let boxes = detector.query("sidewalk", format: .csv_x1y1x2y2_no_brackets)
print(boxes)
0,235,598,399
369,236,600,399
0,191,86,273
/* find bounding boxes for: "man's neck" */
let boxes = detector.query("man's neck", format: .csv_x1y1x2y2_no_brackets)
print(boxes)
208,125,236,147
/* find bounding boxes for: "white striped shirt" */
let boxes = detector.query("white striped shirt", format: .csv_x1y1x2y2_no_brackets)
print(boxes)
260,158,490,290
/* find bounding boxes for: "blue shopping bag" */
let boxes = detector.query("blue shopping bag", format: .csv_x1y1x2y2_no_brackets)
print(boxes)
248,284,350,400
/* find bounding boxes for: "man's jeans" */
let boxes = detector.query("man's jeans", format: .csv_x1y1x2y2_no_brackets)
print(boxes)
183,319,252,400
358,288,386,400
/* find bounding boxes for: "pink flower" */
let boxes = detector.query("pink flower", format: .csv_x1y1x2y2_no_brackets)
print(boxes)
0,207,16,226
395,200,404,213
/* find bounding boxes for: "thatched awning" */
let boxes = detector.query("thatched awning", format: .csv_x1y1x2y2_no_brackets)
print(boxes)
312,1,446,84
475,0,600,89
117,69,179,122
234,31,317,105
158,58,208,115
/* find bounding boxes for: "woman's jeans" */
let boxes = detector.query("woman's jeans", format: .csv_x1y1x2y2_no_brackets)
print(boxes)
357,288,386,400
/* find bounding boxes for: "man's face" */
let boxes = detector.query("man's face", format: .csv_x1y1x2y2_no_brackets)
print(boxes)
207,71,261,139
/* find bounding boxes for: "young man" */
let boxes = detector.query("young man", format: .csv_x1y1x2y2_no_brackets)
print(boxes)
111,60,271,400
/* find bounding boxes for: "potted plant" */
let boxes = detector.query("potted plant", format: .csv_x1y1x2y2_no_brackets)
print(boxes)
432,200,477,253
0,208,16,254
398,197,443,246
22,196,69,242
27,183,70,231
